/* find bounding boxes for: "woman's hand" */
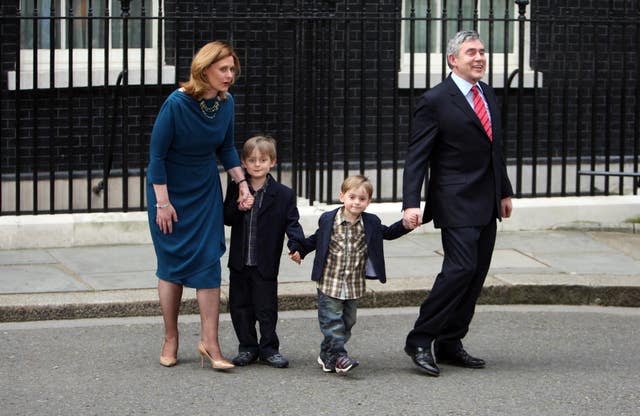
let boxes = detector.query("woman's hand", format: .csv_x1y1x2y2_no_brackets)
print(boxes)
156,203,178,234
237,180,251,205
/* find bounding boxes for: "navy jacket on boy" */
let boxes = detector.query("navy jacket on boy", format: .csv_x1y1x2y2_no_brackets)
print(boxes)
224,174,305,279
293,208,411,284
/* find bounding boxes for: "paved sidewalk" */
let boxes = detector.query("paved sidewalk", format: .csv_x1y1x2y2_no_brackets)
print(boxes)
1,229,639,322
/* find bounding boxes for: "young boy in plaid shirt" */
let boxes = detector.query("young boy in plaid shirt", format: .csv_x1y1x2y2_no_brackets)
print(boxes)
290,175,411,374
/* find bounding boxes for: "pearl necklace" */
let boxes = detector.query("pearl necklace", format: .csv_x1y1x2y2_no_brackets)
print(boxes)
199,97,221,119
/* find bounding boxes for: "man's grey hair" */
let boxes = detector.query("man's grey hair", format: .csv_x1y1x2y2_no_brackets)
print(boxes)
446,30,482,68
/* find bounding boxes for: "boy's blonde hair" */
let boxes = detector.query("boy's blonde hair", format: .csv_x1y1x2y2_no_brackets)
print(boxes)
242,135,277,161
341,175,373,199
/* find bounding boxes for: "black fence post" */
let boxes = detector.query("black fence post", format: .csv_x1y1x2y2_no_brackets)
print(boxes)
120,0,130,211
515,0,529,198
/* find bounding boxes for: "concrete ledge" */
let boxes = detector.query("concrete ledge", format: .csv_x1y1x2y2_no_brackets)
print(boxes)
0,212,152,249
502,195,640,231
0,195,638,249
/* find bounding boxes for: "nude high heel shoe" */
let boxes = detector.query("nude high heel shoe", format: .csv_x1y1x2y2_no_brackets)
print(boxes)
198,341,234,370
159,341,178,367
159,355,177,367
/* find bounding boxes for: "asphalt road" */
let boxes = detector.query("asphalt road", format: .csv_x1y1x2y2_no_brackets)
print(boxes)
1,306,639,416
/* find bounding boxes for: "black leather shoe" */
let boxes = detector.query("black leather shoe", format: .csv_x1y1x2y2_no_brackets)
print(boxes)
232,351,258,366
404,344,440,377
261,353,289,368
438,348,486,369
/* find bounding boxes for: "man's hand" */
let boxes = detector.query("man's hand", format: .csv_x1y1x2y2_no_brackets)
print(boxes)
501,197,513,219
402,207,422,230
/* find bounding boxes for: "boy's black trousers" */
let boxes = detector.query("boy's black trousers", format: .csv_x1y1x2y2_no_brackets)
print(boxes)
228,265,280,358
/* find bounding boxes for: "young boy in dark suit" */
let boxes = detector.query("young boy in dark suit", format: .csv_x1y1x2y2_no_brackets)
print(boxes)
289,175,411,374
223,135,305,368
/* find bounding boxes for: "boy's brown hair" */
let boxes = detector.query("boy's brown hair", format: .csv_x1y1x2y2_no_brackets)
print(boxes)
341,175,373,199
242,135,277,161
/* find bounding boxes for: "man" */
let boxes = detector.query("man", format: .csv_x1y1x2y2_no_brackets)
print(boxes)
401,30,513,377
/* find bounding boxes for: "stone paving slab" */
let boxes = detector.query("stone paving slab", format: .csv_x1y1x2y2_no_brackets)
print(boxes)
0,249,58,265
529,252,640,275
47,245,157,274
79,271,158,291
587,232,640,260
1,229,640,322
0,264,90,293
496,230,619,253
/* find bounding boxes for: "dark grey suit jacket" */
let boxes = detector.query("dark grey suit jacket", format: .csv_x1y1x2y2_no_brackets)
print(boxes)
402,75,513,228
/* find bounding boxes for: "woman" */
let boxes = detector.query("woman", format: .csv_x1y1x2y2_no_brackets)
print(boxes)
147,41,249,369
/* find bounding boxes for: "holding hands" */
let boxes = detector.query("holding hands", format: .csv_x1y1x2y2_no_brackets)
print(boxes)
238,193,255,211
402,207,422,230
289,251,301,264
236,180,254,211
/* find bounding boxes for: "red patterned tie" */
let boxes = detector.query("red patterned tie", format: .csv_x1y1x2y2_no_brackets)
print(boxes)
471,85,493,141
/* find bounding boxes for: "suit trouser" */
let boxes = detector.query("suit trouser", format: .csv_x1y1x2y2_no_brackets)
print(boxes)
405,220,497,354
229,266,280,358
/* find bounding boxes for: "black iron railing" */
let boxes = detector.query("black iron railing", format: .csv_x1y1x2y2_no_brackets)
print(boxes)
0,0,638,215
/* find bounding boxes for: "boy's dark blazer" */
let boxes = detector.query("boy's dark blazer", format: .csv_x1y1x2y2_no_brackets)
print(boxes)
224,174,305,279
294,208,411,284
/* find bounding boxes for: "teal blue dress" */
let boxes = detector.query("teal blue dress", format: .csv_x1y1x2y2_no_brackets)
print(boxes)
147,89,241,288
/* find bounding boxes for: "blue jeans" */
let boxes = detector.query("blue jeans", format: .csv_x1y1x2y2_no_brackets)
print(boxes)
317,289,357,359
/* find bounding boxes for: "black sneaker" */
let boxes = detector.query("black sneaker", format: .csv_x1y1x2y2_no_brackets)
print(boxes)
260,353,289,368
232,351,258,366
335,355,359,374
317,355,336,373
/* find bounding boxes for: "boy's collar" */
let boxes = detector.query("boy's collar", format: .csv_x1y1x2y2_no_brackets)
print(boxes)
247,173,272,193
338,207,363,225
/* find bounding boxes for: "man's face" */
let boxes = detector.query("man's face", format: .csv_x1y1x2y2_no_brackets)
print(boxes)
448,38,486,83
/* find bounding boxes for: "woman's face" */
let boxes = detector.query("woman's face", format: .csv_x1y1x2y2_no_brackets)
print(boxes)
203,55,236,97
